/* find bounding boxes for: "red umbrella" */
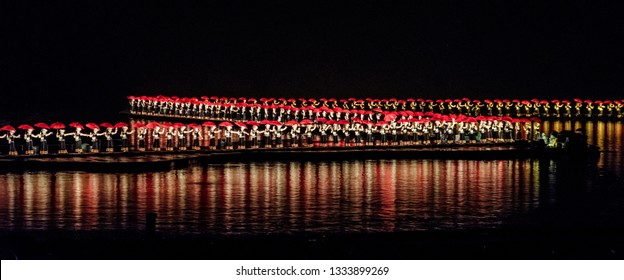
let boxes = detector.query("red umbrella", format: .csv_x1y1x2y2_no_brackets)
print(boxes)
373,108,383,113
1,125,16,131
114,122,129,128
202,121,215,127
246,121,260,126
134,123,145,128
383,113,398,122
337,120,350,125
69,122,84,129
86,123,100,130
376,121,388,126
285,120,299,126
18,124,34,130
173,122,186,128
235,121,247,128
573,98,582,103
218,122,233,127
100,122,114,128
300,119,313,125
34,123,49,129
145,122,160,129
530,117,542,123
584,100,592,104
540,100,549,104
50,122,65,129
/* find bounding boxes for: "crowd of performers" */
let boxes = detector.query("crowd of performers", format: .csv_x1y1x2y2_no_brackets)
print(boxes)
1,113,549,155
0,122,134,156
129,95,624,120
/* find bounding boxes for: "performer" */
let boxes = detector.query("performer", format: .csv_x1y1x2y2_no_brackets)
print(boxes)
152,126,163,151
56,129,69,154
319,123,330,147
574,101,582,117
119,126,134,152
249,124,260,149
165,126,175,151
207,126,220,150
103,127,118,152
137,126,147,151
70,127,86,153
399,122,408,145
232,126,248,149
35,128,52,154
563,101,572,118
274,123,287,148
390,123,399,145
364,123,375,146
330,124,339,147
343,123,351,146
503,121,513,142
413,122,422,145
190,126,203,150
223,126,233,150
378,124,388,146
23,128,35,155
304,124,315,147
262,125,272,148
286,124,297,148
1,130,20,156
88,128,103,153
177,126,190,150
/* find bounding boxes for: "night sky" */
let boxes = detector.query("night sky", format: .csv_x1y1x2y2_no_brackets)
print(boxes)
2,1,623,121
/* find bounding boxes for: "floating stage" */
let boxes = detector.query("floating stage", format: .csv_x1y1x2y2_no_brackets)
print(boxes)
0,142,598,172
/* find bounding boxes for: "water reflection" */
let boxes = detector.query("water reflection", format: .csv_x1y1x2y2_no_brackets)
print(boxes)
1,160,549,234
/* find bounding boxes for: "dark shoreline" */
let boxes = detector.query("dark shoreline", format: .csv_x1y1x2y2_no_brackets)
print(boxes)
1,227,622,260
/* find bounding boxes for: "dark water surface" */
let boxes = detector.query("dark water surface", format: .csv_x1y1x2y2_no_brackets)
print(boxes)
1,121,622,236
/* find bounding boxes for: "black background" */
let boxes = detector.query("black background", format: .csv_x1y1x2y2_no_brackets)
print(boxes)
2,1,623,121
